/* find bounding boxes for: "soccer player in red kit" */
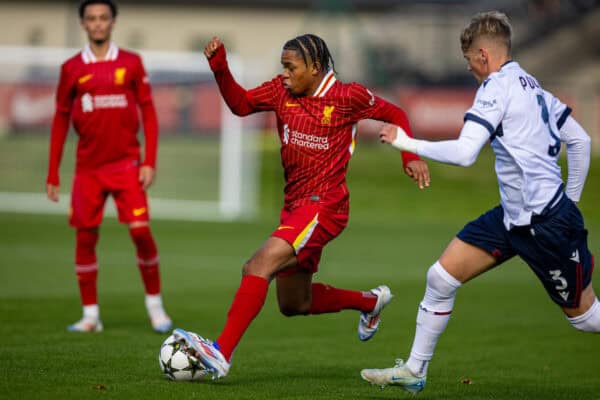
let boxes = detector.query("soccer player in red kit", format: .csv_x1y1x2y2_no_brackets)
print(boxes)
46,0,171,333
174,34,430,378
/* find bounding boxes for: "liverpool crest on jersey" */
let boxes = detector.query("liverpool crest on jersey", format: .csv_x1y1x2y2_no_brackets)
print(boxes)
321,105,335,124
114,67,126,85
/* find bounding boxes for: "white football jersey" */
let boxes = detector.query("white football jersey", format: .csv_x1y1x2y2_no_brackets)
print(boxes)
464,61,572,229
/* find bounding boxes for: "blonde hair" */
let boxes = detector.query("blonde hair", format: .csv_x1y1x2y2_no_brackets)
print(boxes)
460,11,512,54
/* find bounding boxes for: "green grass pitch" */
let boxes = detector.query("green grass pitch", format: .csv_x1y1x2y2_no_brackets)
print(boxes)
1,135,599,399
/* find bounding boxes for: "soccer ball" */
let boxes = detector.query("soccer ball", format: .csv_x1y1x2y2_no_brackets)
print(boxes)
158,334,208,381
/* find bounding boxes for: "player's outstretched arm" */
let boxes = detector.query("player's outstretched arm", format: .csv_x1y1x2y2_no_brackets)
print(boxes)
380,121,489,168
204,37,255,116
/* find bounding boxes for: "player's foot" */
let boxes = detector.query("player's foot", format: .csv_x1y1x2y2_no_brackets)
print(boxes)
67,317,103,332
173,328,230,379
360,359,426,394
150,311,173,334
358,285,393,341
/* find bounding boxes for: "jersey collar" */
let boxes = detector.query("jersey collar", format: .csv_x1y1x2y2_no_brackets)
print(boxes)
81,42,119,64
312,70,336,97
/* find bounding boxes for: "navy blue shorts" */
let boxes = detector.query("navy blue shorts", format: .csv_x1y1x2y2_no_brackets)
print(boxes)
457,194,594,308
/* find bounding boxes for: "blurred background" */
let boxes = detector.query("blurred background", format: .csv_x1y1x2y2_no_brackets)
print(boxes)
0,0,598,220
1,4,600,397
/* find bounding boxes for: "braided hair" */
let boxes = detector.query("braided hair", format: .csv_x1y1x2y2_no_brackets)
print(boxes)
283,34,336,74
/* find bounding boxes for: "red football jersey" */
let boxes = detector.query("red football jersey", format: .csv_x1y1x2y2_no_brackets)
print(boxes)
47,44,157,184
249,72,416,209
208,46,418,211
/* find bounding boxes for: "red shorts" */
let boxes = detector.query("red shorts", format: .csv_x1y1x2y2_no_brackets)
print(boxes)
70,163,149,228
272,201,348,277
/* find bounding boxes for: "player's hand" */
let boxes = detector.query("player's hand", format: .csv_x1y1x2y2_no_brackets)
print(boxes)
139,166,155,190
405,160,430,190
378,123,398,145
204,37,223,60
47,184,60,202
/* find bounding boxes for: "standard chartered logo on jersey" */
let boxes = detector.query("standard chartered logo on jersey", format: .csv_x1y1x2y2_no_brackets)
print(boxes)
81,93,128,112
282,124,329,150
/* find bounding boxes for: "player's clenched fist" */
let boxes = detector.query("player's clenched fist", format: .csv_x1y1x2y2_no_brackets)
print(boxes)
204,37,222,59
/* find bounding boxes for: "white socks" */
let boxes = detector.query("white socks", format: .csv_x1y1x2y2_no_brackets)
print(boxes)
145,294,166,317
82,304,99,321
568,297,600,333
406,261,462,377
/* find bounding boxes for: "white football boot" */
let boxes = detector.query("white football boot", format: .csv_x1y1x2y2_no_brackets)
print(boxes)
67,317,103,332
173,328,230,379
361,359,426,394
358,285,393,341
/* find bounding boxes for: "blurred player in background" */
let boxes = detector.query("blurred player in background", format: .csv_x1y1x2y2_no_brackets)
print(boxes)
361,11,597,394
46,0,171,333
174,34,430,379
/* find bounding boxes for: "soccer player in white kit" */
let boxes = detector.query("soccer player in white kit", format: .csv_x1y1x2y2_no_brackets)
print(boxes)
360,11,598,394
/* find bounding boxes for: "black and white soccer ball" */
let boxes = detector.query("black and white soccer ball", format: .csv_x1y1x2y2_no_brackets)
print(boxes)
158,334,208,381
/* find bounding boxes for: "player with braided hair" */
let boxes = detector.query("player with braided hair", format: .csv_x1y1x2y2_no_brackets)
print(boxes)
173,33,429,379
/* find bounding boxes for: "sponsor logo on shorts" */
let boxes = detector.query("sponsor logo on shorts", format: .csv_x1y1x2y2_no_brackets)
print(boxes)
133,207,147,217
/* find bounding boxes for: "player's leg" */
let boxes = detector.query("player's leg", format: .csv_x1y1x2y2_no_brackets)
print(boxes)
175,236,297,378
111,166,171,333
362,206,513,393
273,205,390,339
565,284,600,332
517,195,599,332
68,172,106,332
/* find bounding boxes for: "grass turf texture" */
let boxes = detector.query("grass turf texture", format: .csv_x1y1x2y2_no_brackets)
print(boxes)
1,135,599,399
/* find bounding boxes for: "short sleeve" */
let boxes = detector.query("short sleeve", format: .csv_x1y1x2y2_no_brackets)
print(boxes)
246,76,282,111
464,77,507,136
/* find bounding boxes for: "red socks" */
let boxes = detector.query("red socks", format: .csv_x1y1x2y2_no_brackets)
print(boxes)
75,228,99,305
216,275,269,361
309,283,377,314
129,226,161,295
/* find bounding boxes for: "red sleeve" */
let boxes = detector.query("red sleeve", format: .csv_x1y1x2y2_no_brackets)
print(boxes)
208,46,255,116
133,56,158,168
133,55,153,106
349,84,420,167
47,64,74,185
140,103,158,168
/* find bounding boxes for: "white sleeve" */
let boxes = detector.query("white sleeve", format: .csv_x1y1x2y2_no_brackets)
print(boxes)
543,89,572,128
416,121,490,166
560,116,591,202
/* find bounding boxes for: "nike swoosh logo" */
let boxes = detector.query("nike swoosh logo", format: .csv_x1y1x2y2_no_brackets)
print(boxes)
133,207,147,216
78,74,93,84
285,102,300,107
